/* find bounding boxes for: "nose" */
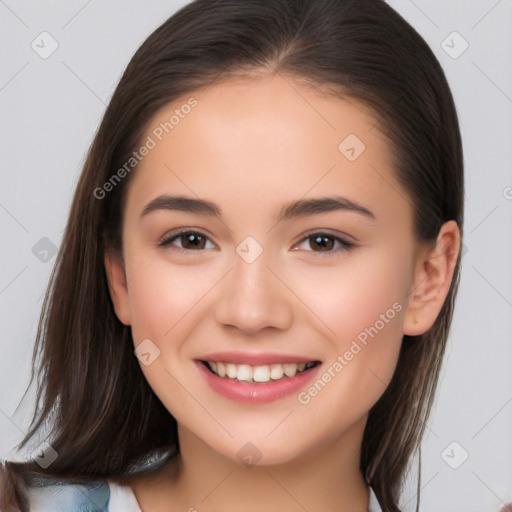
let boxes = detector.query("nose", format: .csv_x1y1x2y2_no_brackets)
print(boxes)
214,248,294,335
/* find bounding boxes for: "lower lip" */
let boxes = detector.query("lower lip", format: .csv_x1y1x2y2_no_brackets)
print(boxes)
196,361,322,404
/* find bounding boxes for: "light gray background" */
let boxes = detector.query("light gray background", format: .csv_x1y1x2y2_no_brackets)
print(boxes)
0,1,511,510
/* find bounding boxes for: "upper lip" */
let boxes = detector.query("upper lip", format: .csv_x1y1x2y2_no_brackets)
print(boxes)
197,351,321,365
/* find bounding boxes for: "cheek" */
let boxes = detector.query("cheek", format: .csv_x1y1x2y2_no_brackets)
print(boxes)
288,248,411,383
123,250,216,344
123,251,217,419
291,256,409,436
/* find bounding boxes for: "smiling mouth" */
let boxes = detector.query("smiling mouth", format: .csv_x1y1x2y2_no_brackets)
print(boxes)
201,360,320,383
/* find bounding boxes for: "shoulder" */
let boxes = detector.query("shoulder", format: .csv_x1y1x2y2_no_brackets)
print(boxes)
26,475,141,512
26,475,109,512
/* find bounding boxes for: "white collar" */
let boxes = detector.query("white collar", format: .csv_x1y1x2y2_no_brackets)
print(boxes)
107,481,383,512
368,486,383,512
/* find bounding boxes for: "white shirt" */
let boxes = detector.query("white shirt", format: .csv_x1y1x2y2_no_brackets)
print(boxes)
107,481,383,512
107,480,142,511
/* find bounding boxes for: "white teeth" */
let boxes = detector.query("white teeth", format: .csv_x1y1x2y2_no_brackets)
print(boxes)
226,363,237,379
253,365,271,383
236,364,253,382
216,361,226,377
269,364,284,380
283,363,298,377
205,360,316,382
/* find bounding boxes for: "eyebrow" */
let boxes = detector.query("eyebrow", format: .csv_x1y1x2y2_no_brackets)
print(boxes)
140,194,376,221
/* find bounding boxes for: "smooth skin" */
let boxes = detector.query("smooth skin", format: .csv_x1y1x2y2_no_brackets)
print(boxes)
105,72,460,511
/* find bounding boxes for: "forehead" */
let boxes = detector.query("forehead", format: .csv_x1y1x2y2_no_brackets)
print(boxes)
125,73,412,229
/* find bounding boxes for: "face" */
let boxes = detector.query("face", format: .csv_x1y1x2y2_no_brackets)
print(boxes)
107,73,426,465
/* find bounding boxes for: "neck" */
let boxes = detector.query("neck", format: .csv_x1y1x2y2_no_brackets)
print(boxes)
130,415,370,512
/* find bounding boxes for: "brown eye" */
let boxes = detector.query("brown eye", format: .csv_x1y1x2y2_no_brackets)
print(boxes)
295,232,354,256
181,233,206,249
159,230,216,251
309,234,335,252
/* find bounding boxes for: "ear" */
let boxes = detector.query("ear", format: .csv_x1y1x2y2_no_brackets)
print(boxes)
403,220,461,336
104,249,132,326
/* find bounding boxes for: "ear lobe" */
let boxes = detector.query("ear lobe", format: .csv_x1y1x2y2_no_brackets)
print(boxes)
104,249,132,326
403,220,461,336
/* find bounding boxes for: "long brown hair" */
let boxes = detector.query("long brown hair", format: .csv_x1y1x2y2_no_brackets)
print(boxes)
1,1,464,510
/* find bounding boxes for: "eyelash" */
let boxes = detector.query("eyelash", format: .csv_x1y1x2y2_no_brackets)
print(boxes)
158,229,355,256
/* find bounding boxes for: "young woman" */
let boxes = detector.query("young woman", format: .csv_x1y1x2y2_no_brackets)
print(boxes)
0,0,471,510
